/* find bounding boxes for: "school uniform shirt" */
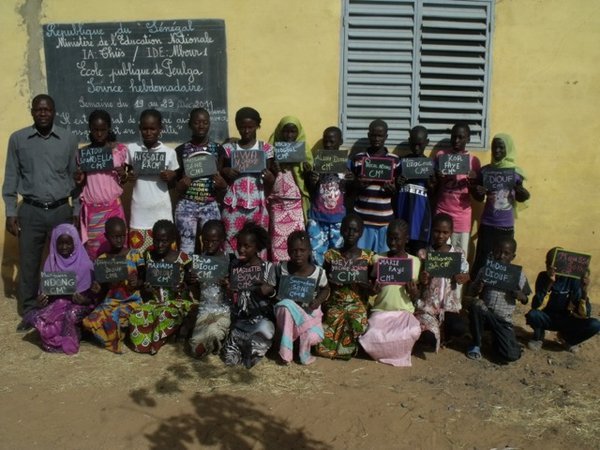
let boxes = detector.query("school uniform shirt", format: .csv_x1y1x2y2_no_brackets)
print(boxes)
371,254,420,313
127,141,179,230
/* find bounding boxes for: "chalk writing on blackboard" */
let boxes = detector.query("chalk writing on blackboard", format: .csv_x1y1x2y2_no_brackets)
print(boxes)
94,258,129,283
146,261,179,287
438,153,469,176
133,151,166,175
424,252,462,278
329,258,369,285
482,259,521,291
231,149,266,174
314,150,348,174
230,265,263,290
552,249,591,279
192,255,229,281
184,154,217,179
278,275,316,304
274,142,306,163
401,158,434,179
360,157,394,182
376,258,412,285
41,271,77,295
483,168,516,192
79,146,114,172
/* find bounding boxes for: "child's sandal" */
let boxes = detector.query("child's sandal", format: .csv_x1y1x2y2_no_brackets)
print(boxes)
466,345,482,360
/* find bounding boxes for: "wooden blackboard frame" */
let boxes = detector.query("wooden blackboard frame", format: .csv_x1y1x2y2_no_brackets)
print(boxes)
551,249,591,279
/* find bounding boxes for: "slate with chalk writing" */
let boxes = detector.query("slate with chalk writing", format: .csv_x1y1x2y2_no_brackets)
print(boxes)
438,153,470,176
314,150,348,174
94,257,129,283
133,151,166,175
230,264,263,290
482,259,521,291
146,261,179,287
483,168,516,192
360,157,394,182
329,258,369,285
401,157,434,179
192,255,229,281
274,141,306,163
184,154,217,179
41,271,77,296
424,252,462,278
278,275,316,304
552,249,591,279
79,146,114,172
231,149,266,174
376,258,412,285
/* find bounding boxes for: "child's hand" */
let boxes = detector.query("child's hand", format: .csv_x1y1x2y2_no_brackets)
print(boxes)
454,273,470,285
219,278,230,290
406,280,420,300
472,279,484,295
396,175,407,188
128,272,139,288
212,172,227,190
546,266,557,282
115,165,128,184
309,171,320,185
160,169,176,183
37,293,49,307
74,167,85,186
371,282,382,295
91,281,102,294
178,176,192,190
419,270,430,286
271,161,282,176
72,292,88,305
302,162,312,172
128,170,138,182
256,281,274,298
382,181,396,194
221,167,239,182
261,169,275,186
417,248,427,261
513,289,528,305
474,185,487,197
344,172,356,182
186,270,198,286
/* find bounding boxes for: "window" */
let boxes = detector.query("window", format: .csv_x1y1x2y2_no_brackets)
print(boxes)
340,0,494,147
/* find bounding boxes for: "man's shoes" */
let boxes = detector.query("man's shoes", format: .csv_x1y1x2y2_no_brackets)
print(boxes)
16,320,33,333
527,340,543,351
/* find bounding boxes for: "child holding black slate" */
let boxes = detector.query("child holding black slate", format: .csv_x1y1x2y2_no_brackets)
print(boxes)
467,236,530,362
274,230,330,365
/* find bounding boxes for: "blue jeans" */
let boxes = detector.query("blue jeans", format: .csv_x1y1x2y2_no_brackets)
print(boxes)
526,309,600,345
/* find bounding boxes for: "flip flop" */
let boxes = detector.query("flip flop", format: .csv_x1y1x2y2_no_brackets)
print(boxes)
466,345,482,360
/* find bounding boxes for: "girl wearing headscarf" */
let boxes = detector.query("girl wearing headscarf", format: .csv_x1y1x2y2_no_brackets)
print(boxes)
471,133,530,277
23,223,96,354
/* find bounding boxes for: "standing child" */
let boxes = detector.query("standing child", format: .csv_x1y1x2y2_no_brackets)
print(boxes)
306,126,347,265
222,222,276,368
83,217,145,354
127,109,179,253
23,224,95,355
359,219,422,367
415,213,469,352
76,110,128,260
467,237,530,362
174,108,228,254
274,231,330,365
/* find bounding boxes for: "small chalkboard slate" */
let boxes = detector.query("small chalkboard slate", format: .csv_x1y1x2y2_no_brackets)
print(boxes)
230,264,263,290
376,258,412,285
94,257,129,283
146,261,179,287
483,168,516,192
329,258,369,285
133,151,166,175
274,141,306,163
482,259,521,291
40,271,77,296
552,249,591,279
424,252,462,278
192,255,229,281
314,150,348,174
438,153,470,176
360,157,395,182
231,149,266,174
184,154,217,179
79,146,114,172
278,275,316,304
401,158,434,179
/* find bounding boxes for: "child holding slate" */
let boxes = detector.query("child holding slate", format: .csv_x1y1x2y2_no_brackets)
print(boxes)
222,222,277,368
128,220,193,355
471,133,530,277
75,110,128,260
23,224,96,355
127,109,179,253
221,107,275,255
174,108,228,254
267,116,312,261
83,218,145,354
316,214,374,360
467,237,530,362
359,219,422,367
415,213,469,352
274,231,330,365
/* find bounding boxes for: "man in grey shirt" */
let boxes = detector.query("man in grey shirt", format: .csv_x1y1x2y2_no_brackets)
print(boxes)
3,94,79,329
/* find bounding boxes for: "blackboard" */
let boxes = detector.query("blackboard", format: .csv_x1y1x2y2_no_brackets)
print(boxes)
94,257,129,283
40,271,77,295
146,261,179,287
230,264,263,290
278,275,316,304
438,153,470,176
329,258,369,285
43,20,228,143
231,149,266,174
401,157,434,179
192,255,229,281
360,157,394,182
314,150,348,174
552,249,591,279
482,260,521,292
424,252,462,278
274,142,306,164
483,168,516,192
79,146,114,172
133,151,166,175
376,258,412,285
184,154,217,179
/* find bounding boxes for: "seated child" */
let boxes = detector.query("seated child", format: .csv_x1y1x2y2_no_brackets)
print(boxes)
526,248,599,352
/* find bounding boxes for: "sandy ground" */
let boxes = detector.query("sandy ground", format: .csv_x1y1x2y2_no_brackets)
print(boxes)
1,295,599,450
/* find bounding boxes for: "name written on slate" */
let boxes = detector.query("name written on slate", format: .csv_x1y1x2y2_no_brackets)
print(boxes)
482,259,522,291
94,257,129,283
314,149,348,174
330,258,369,285
230,264,263,290
231,149,266,174
274,141,306,164
192,255,229,281
278,275,316,304
146,261,179,287
438,153,470,176
483,168,516,192
79,146,114,172
184,154,217,179
424,252,462,278
401,157,434,179
41,271,77,296
552,249,591,279
360,157,395,182
133,151,166,175
376,257,413,285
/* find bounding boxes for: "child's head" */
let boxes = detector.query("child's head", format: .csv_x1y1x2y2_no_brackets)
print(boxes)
368,119,388,150
139,109,163,148
493,237,517,264
56,233,75,259
104,217,127,251
545,247,562,270
88,109,116,146
189,108,210,141
322,126,343,150
431,213,453,249
287,230,312,265
235,107,261,143
450,122,470,153
340,213,364,247
491,133,515,164
409,126,429,156
236,222,269,262
152,220,177,257
386,219,409,253
199,220,226,255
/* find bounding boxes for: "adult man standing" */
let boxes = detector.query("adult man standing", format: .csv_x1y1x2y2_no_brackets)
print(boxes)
3,94,79,329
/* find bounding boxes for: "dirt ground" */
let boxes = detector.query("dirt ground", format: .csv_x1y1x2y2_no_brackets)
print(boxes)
1,294,599,450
